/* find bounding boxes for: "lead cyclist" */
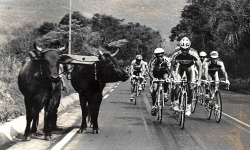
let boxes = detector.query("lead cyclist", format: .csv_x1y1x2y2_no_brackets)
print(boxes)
171,37,202,116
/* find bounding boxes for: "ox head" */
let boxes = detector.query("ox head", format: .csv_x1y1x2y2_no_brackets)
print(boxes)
32,41,72,81
97,49,129,82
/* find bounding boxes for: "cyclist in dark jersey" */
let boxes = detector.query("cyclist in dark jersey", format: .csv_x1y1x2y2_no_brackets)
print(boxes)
149,48,171,116
171,37,202,116
204,51,230,99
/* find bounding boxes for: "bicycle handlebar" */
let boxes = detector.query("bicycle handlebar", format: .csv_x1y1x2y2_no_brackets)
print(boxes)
201,80,230,90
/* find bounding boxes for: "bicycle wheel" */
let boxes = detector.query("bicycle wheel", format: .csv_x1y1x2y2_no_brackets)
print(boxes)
180,93,186,130
158,90,164,123
191,88,197,113
134,84,137,105
214,91,222,123
205,94,212,120
200,85,206,105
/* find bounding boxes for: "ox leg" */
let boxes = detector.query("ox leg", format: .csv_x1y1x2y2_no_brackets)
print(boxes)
30,103,42,136
51,94,63,131
89,92,102,134
43,98,53,140
23,100,33,141
78,94,88,134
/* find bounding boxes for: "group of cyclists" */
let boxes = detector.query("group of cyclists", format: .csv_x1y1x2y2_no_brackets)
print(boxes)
129,37,230,117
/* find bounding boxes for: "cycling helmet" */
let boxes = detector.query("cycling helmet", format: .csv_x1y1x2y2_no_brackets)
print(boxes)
199,51,207,57
210,51,219,58
136,54,143,60
179,37,191,49
154,48,165,54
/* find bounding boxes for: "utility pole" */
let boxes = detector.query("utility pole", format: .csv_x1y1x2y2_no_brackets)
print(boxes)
68,0,72,54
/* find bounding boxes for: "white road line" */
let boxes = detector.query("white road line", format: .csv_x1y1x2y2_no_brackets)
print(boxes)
102,94,109,100
109,89,114,92
51,128,78,150
114,86,118,88
223,112,250,128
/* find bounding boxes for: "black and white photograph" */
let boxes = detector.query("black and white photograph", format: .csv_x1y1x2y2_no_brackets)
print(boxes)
0,0,250,149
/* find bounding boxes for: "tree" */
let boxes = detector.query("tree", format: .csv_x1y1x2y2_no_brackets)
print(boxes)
37,22,57,35
59,11,90,27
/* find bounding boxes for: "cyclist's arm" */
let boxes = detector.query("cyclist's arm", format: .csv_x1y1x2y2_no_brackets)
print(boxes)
203,62,209,80
170,60,177,80
149,64,155,80
195,60,202,83
130,61,135,75
141,62,146,76
220,63,229,81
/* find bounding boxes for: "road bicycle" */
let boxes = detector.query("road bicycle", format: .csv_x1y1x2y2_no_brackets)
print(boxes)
152,78,172,123
130,75,143,105
203,80,229,123
197,80,207,106
191,82,204,113
173,78,189,130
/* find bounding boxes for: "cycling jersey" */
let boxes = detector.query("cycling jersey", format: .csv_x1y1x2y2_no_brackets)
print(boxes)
130,60,146,76
131,60,143,71
206,59,225,75
150,56,171,78
171,49,200,67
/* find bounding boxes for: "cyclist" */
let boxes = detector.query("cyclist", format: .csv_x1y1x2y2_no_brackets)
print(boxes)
171,37,202,116
149,48,171,116
130,54,146,99
142,61,149,85
204,51,230,100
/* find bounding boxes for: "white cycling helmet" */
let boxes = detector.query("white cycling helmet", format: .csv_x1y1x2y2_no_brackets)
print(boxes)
180,37,191,49
136,54,143,60
154,48,165,54
199,51,207,57
210,51,219,58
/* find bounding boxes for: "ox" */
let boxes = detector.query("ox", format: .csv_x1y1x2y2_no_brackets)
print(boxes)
70,49,129,134
18,41,71,140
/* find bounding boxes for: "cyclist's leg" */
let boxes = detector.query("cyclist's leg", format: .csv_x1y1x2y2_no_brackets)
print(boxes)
186,65,196,116
152,81,158,106
163,73,169,101
151,81,158,116
138,72,143,90
173,67,184,110
206,73,215,101
186,65,196,104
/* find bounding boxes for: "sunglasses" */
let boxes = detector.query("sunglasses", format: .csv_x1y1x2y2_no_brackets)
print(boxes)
156,55,163,58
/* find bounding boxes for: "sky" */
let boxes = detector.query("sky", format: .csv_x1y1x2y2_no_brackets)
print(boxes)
0,0,187,51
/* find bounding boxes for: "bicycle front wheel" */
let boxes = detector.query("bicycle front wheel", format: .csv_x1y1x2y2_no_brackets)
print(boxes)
158,90,164,123
205,94,212,120
191,88,198,113
214,91,222,123
179,93,186,130
134,84,137,105
200,85,206,105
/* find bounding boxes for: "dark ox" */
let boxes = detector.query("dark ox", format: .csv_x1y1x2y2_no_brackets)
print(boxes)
70,49,129,134
18,41,71,141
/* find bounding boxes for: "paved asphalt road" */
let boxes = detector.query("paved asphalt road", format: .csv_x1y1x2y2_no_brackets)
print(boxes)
5,80,250,150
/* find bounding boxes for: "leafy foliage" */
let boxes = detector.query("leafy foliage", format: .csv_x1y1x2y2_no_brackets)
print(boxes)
169,0,250,80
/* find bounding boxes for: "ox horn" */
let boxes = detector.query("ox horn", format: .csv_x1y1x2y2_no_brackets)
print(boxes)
33,42,43,52
59,41,69,52
99,50,103,55
111,48,119,57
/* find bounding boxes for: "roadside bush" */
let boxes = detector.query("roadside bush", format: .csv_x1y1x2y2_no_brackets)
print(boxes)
229,78,250,94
